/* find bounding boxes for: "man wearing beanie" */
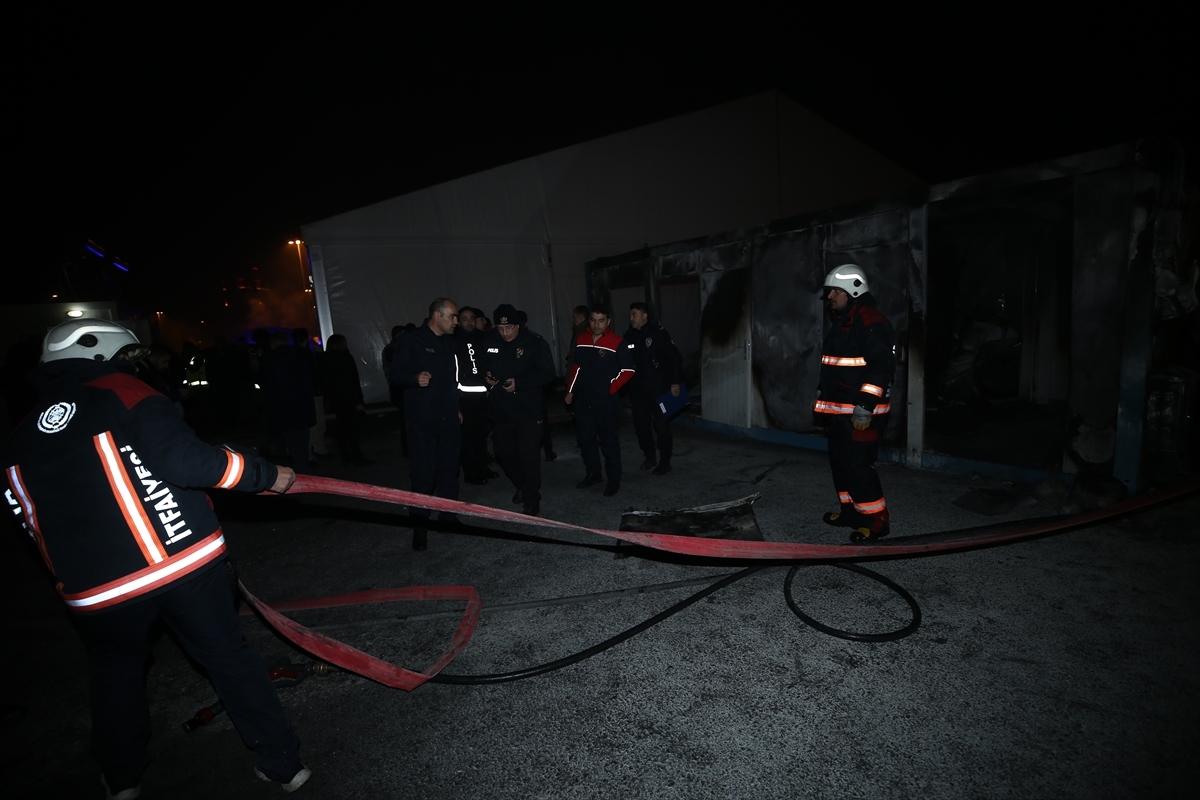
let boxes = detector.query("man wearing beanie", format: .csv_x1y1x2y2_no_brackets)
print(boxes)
480,304,555,516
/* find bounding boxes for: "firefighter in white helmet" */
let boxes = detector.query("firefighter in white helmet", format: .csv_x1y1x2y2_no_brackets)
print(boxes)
2,319,311,796
814,265,897,542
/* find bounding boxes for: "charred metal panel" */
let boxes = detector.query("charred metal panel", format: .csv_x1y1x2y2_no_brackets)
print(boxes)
906,205,928,466
664,240,752,276
751,229,826,432
700,260,753,427
1071,168,1134,453
1114,141,1186,491
659,250,701,279
589,259,651,315
828,210,908,252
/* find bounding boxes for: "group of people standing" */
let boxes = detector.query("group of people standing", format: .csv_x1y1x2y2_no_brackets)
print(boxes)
0,262,896,797
383,297,684,550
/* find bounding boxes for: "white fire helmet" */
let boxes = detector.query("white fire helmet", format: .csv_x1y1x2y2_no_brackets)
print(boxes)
823,264,870,298
43,318,150,363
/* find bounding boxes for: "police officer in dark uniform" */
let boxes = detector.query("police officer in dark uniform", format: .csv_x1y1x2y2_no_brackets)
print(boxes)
623,302,683,475
388,298,462,551
454,307,491,484
814,264,896,542
480,304,555,516
565,304,636,496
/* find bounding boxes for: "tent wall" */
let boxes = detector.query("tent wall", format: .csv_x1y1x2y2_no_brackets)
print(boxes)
301,92,924,402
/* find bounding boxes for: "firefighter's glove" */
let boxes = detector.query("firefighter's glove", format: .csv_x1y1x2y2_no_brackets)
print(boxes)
852,405,871,431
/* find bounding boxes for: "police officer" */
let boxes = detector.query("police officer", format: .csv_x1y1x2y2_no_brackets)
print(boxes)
623,302,683,475
480,304,555,516
2,319,309,796
454,307,491,484
388,298,462,551
814,264,896,542
565,304,635,496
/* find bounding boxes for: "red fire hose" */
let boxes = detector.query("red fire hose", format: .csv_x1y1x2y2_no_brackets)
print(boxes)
233,474,1198,691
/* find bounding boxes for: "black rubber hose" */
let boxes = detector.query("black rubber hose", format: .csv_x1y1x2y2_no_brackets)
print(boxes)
783,563,921,642
430,566,763,685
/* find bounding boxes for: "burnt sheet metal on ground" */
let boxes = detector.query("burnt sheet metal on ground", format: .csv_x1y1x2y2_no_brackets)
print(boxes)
619,493,764,541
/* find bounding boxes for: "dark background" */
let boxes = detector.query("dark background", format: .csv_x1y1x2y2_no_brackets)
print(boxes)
10,5,1198,330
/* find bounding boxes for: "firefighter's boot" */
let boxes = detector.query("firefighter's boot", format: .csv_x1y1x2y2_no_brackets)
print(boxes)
849,509,890,543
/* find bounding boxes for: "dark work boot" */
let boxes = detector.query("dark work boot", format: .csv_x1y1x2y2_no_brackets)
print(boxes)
652,459,671,475
603,481,620,497
576,474,603,489
639,453,657,470
849,510,890,544
512,490,524,505
823,505,856,527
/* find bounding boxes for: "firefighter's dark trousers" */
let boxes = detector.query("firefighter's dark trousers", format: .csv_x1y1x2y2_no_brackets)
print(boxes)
73,562,302,793
575,395,622,482
631,390,672,462
493,412,544,505
826,414,888,519
407,413,461,523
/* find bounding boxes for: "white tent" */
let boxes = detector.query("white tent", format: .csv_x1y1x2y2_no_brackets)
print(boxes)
301,91,922,403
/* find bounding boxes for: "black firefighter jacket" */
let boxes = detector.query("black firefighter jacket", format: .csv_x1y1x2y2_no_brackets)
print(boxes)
479,328,555,421
814,293,897,417
3,360,279,613
622,322,683,397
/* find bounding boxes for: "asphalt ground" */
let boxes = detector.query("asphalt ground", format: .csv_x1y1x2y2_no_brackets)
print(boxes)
3,409,1197,799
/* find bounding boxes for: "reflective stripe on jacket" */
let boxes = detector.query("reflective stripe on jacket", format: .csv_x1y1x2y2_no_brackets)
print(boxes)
815,294,896,416
567,329,635,400
2,360,279,612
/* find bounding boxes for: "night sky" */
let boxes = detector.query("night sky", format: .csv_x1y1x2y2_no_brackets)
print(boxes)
11,6,1197,331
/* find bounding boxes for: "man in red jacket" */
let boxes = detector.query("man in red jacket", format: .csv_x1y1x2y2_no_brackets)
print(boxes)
565,305,635,496
3,319,309,797
814,265,897,543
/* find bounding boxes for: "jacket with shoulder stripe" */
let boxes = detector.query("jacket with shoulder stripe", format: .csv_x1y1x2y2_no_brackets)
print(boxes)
2,359,278,613
814,293,897,417
566,328,635,402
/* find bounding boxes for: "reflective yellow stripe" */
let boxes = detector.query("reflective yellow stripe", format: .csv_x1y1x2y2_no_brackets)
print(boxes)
821,355,867,367
861,383,884,397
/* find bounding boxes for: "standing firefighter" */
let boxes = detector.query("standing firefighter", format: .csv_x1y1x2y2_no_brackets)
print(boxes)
2,319,309,797
814,265,896,542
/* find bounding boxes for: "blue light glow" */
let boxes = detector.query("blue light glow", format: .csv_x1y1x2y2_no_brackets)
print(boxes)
86,245,104,257
114,263,129,272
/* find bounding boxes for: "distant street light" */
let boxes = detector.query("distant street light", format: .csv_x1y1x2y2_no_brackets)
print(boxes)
288,239,308,292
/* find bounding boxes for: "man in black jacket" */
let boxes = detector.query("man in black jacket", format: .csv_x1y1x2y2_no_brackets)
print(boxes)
2,319,309,796
624,302,683,475
261,331,316,474
814,264,897,543
480,304,556,516
388,298,462,550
